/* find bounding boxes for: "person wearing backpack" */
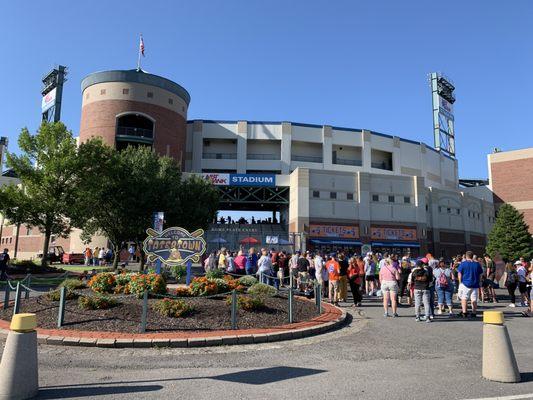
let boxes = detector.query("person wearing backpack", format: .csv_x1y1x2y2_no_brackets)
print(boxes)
411,260,433,323
434,258,454,317
503,262,518,307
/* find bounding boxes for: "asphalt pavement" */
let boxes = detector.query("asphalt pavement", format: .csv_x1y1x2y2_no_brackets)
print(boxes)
1,290,532,400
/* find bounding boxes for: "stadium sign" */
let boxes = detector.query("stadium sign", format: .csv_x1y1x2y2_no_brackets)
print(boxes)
202,173,276,187
143,227,207,266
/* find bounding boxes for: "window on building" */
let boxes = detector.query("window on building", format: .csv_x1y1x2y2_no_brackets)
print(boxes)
388,195,395,203
330,192,337,199
447,207,451,214
347,193,354,200
312,190,320,198
456,209,460,215
404,196,410,204
439,206,442,213
372,194,379,202
122,88,129,95
168,98,173,105
100,89,106,95
147,92,154,98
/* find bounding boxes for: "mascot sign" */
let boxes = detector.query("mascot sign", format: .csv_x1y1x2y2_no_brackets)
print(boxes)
143,227,207,266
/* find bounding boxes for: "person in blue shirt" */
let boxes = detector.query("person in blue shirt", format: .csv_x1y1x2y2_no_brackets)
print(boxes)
457,251,484,318
245,247,258,275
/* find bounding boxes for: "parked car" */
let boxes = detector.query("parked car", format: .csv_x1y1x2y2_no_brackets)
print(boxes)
37,246,84,265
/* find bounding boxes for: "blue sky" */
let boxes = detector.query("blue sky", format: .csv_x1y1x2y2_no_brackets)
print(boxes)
1,0,531,180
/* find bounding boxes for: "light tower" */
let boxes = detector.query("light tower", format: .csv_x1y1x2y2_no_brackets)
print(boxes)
41,65,67,122
430,72,456,157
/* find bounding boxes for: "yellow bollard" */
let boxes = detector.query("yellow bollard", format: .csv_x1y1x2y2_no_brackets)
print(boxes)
0,313,39,399
482,311,521,383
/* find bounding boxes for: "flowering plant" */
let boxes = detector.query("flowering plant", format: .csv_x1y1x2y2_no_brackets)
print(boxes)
128,273,167,298
152,298,194,318
88,273,116,293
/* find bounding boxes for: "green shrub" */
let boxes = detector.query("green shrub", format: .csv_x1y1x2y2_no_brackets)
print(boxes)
206,269,224,280
238,275,258,287
189,277,229,296
88,273,116,293
247,283,277,298
78,295,119,310
226,295,265,311
115,273,133,287
59,278,86,291
46,289,78,301
128,274,167,297
170,265,187,281
152,298,194,318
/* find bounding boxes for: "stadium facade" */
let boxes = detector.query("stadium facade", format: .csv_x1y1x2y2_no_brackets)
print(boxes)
0,69,496,258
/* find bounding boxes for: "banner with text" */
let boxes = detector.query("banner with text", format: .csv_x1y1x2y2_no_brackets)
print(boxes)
309,224,360,239
370,227,417,241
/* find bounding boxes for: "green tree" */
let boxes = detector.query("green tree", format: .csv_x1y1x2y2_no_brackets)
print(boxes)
1,122,80,266
0,185,33,258
486,203,533,261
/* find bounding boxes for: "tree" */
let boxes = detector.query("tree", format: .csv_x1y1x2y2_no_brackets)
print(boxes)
486,203,533,261
1,122,80,266
0,185,33,258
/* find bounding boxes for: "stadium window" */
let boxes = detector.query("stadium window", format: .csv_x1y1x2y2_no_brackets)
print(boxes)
122,88,129,95
404,196,410,204
372,194,379,202
168,98,173,105
147,92,154,98
388,195,395,203
330,192,337,199
347,193,354,200
100,89,106,95
312,190,320,198
447,207,451,214
456,209,460,215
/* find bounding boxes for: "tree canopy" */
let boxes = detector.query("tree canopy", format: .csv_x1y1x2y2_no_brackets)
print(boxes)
486,203,533,261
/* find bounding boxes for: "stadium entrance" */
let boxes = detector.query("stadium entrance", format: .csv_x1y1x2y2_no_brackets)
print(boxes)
201,173,291,252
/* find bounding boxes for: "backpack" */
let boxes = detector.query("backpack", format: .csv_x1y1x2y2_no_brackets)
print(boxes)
414,268,428,282
507,271,518,284
438,269,448,288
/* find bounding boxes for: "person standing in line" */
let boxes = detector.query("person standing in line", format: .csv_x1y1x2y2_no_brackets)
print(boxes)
233,250,246,275
347,256,363,307
483,254,498,303
218,248,228,270
457,251,484,318
314,252,324,291
503,262,518,307
297,252,310,290
398,256,412,306
426,256,438,319
289,251,300,288
0,249,10,281
128,244,135,262
338,253,349,302
434,258,454,317
257,249,273,285
326,253,340,306
364,252,376,295
245,247,258,276
321,253,329,298
84,247,92,266
522,261,533,317
516,260,530,307
226,251,236,273
379,257,400,317
93,247,99,267
277,251,287,287
412,260,432,323
98,247,106,266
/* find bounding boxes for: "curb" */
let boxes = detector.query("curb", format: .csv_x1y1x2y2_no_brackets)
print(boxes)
0,303,347,349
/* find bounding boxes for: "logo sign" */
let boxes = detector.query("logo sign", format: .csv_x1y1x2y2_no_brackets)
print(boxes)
143,227,207,266
202,173,229,186
229,174,275,187
361,244,372,255
309,224,360,239
41,88,57,112
370,227,417,241
266,235,279,244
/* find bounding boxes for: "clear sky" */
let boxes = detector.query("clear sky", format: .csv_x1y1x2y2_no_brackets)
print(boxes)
1,0,531,180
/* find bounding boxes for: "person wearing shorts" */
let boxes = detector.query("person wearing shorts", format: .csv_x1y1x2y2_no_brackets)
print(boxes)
379,258,399,317
457,251,483,318
364,252,376,295
326,254,340,305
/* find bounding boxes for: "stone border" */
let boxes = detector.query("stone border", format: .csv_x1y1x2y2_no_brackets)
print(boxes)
0,302,346,348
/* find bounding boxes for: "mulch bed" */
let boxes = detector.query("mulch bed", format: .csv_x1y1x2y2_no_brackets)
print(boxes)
0,289,320,333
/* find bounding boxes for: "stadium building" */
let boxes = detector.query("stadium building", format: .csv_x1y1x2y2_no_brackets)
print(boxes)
0,68,496,259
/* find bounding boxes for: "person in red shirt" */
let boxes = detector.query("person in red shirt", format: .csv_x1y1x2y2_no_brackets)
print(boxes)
326,253,340,305
348,256,364,307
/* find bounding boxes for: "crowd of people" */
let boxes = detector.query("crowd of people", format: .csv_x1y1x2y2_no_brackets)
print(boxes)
215,215,283,225
204,247,533,320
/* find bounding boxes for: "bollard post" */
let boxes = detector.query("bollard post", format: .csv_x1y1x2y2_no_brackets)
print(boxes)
482,311,520,383
288,287,294,323
231,290,237,330
140,290,148,333
0,313,39,399
57,287,67,328
3,284,10,310
25,274,32,300
13,282,21,315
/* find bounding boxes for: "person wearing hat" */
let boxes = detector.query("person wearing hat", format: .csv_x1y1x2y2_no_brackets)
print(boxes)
457,251,484,318
326,253,340,305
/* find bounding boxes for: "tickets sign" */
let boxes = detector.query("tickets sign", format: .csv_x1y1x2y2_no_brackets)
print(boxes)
370,227,417,241
309,224,360,239
143,227,207,266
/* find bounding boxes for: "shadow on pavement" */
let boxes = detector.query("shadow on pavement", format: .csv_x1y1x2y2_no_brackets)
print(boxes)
521,372,533,383
212,366,326,385
37,384,163,399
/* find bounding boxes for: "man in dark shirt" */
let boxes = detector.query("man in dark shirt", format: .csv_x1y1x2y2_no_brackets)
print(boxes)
412,260,433,322
0,249,10,281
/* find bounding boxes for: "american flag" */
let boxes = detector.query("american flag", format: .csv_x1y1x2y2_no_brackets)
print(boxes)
140,35,145,57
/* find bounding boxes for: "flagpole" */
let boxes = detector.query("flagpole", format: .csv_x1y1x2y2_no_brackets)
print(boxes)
137,34,142,71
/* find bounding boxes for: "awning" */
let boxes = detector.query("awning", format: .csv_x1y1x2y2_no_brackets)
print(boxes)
310,239,362,246
371,241,420,248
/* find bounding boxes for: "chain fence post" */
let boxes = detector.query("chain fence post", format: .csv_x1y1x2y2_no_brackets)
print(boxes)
57,286,66,328
25,274,32,300
140,290,148,333
13,282,22,315
288,287,294,323
231,289,237,330
317,284,322,314
3,283,10,310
